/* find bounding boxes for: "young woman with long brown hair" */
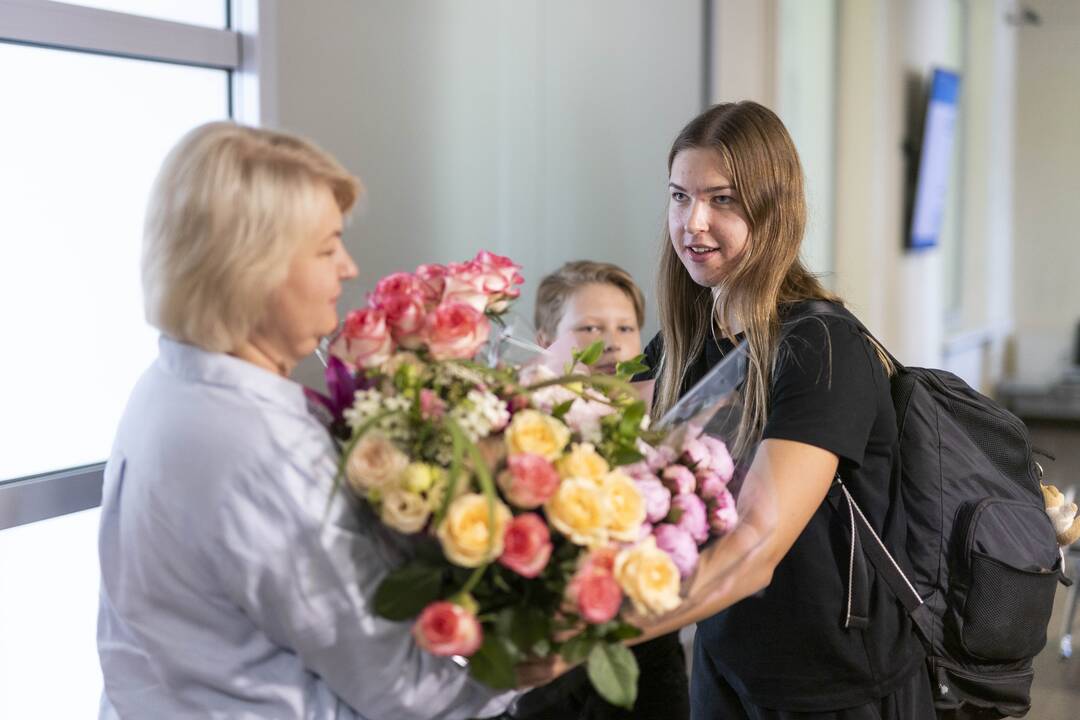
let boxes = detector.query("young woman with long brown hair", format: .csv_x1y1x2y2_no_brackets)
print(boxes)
636,102,934,719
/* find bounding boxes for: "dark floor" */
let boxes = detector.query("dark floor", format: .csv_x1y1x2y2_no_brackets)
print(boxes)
1028,581,1080,720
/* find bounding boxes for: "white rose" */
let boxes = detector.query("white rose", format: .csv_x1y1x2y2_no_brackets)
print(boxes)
380,487,431,534
345,432,409,492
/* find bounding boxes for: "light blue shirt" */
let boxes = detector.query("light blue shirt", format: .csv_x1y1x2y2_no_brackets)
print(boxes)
97,337,513,719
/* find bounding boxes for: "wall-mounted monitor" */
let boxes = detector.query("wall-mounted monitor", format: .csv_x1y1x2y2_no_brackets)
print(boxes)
907,68,961,251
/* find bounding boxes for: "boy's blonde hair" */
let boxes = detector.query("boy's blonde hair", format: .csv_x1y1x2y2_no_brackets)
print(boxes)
142,121,361,352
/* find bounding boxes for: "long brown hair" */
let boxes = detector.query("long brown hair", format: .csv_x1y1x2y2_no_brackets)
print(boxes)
654,102,840,459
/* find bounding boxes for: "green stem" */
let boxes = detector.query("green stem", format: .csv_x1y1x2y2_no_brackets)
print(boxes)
460,562,488,597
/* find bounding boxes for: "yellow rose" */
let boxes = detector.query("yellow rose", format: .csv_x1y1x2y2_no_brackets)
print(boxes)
614,536,682,616
437,493,512,567
380,487,431,534
545,477,608,547
555,443,610,482
603,470,646,542
345,432,409,492
505,410,570,461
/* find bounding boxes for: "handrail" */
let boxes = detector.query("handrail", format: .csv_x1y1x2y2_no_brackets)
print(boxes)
0,464,104,531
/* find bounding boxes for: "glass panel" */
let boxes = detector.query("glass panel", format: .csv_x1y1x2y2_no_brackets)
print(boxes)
0,43,229,482
54,0,227,29
0,508,102,717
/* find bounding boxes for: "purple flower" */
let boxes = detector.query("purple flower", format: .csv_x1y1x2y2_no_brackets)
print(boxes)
700,435,735,483
622,461,653,482
634,476,673,524
696,470,728,502
669,493,708,544
653,524,699,578
661,464,696,496
708,488,738,535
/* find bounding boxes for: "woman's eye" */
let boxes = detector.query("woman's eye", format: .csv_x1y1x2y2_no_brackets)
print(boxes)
671,191,689,202
577,325,600,334
713,195,734,205
619,326,637,334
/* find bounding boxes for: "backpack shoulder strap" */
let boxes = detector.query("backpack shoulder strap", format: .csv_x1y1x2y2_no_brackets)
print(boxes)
781,300,905,371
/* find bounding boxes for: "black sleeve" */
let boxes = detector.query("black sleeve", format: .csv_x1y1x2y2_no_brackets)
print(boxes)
762,316,884,469
634,332,664,382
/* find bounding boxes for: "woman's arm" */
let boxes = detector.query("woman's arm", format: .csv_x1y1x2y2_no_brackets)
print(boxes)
632,437,836,640
212,457,515,720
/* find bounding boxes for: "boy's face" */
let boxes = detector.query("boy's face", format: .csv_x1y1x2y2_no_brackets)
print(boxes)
552,282,642,375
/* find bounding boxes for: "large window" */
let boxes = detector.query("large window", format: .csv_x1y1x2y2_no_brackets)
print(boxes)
0,43,230,482
0,2,260,716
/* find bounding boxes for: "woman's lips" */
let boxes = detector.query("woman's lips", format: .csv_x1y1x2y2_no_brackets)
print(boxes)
684,245,718,264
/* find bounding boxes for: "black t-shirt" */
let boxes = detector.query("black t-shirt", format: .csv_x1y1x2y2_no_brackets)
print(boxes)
640,303,924,712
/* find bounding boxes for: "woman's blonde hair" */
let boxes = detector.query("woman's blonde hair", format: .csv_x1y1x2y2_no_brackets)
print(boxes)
534,260,646,340
142,121,362,352
654,102,841,460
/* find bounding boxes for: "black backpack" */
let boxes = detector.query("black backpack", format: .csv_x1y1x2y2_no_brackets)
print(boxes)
791,302,1072,719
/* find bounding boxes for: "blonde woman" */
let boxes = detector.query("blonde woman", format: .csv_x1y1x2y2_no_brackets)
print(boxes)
633,103,934,719
96,122,525,719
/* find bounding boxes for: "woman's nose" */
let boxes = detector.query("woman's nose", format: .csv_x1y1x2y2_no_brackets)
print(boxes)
686,201,709,234
339,248,359,280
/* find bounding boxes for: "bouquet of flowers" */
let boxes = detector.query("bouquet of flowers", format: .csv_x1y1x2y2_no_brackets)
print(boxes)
310,251,741,708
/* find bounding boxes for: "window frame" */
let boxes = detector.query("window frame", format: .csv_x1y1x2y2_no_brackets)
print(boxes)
0,0,273,529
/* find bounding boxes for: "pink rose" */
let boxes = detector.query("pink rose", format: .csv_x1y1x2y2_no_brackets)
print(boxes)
566,562,622,624
669,493,709,544
700,436,735,483
643,443,677,472
373,291,427,348
419,388,447,420
473,250,523,311
696,471,728,502
413,601,483,656
634,476,672,524
707,488,738,535
371,271,420,305
423,302,490,360
681,437,711,470
415,263,448,306
497,453,560,509
441,261,491,313
661,464,696,496
474,250,524,292
498,513,553,578
330,307,394,369
652,523,700,578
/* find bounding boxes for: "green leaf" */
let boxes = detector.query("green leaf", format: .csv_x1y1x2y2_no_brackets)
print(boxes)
551,398,576,421
615,355,650,379
373,562,443,620
468,633,517,689
621,400,646,427
575,340,605,367
586,642,639,709
605,622,644,642
560,633,596,666
610,446,645,466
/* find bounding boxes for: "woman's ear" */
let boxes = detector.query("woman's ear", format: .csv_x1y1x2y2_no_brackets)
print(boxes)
535,330,551,349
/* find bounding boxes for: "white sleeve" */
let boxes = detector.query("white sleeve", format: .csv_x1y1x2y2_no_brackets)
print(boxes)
210,453,516,720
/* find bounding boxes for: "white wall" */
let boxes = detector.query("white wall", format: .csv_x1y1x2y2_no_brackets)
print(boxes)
265,0,703,388
1012,0,1080,384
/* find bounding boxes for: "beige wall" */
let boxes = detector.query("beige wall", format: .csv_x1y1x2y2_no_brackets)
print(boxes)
266,0,704,388
1013,0,1080,383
